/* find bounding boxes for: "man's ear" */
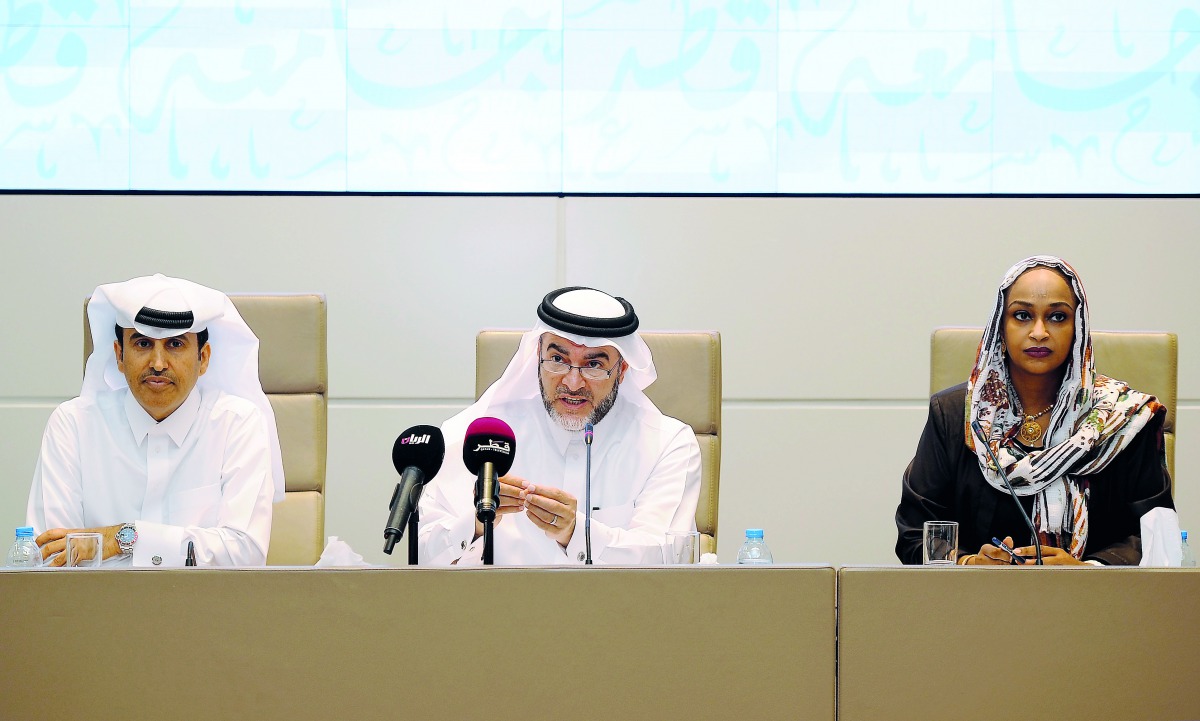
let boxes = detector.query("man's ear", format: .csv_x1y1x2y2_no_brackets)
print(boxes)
617,359,629,384
113,339,124,371
198,342,212,377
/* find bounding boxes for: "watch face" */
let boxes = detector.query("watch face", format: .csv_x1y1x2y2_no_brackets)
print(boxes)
117,526,136,544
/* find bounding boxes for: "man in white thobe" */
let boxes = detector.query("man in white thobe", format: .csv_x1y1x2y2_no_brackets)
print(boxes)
418,286,702,565
26,274,284,567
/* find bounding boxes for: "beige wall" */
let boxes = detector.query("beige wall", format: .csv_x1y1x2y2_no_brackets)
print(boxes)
1,195,1196,564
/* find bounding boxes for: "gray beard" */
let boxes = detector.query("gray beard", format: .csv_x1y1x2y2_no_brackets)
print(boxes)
541,379,620,432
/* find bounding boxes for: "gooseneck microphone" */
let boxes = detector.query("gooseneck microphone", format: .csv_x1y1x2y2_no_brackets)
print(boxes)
584,422,594,565
384,425,446,559
463,417,517,566
970,420,1044,565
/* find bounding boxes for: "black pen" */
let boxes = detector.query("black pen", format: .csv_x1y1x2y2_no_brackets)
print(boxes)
186,540,197,566
991,536,1026,565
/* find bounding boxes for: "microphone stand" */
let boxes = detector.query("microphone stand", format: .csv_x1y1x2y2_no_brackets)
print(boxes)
584,423,594,565
483,518,494,566
407,507,419,566
971,421,1044,565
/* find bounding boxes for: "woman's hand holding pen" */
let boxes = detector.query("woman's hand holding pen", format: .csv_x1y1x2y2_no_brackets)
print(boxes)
962,536,1086,565
966,535,1021,565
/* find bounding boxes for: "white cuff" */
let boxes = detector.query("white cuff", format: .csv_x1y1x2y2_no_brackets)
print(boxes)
131,521,186,567
564,511,611,564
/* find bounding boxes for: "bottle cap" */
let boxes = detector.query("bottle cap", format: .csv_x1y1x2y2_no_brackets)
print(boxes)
745,528,764,539
15,526,35,538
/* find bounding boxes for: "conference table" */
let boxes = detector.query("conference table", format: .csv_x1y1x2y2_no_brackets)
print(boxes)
837,566,1200,721
0,565,836,721
2,565,1197,721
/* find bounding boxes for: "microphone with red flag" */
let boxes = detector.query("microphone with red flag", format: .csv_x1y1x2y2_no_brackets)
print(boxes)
463,417,516,565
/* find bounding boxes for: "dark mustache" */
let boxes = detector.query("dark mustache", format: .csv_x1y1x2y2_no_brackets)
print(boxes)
555,385,592,401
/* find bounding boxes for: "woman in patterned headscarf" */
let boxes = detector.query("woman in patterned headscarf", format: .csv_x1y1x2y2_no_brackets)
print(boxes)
895,256,1174,565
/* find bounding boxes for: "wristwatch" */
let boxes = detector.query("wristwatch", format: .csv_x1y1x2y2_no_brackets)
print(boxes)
115,523,137,556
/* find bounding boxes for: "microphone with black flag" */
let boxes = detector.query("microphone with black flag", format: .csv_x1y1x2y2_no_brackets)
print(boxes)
463,417,517,566
383,425,445,555
970,420,1044,565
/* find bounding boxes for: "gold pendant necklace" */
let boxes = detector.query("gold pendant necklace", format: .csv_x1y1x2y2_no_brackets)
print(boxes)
1017,403,1055,445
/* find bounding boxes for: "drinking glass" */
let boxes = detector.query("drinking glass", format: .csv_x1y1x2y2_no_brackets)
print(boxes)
65,532,104,568
664,530,700,564
922,521,958,565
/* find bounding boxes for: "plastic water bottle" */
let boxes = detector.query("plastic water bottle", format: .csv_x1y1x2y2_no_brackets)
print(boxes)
736,529,774,565
5,526,42,568
1182,531,1196,568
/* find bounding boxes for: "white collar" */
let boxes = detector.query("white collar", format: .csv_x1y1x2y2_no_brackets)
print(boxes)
124,385,203,447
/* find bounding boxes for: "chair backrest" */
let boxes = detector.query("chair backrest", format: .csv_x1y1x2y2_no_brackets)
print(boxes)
85,294,328,565
475,330,722,555
930,327,1177,487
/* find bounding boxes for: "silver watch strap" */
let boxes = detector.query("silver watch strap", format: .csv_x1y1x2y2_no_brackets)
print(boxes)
116,522,136,555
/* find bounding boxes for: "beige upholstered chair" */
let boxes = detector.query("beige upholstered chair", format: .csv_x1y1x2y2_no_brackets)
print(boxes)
929,327,1177,488
85,294,328,565
475,330,722,555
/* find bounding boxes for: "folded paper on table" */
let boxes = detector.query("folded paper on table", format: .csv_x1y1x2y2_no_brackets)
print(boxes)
315,536,370,567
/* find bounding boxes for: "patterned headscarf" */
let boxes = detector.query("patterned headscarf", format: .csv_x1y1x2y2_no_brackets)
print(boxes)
966,256,1166,558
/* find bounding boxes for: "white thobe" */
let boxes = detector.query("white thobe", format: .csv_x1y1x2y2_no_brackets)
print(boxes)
418,393,701,565
26,386,274,567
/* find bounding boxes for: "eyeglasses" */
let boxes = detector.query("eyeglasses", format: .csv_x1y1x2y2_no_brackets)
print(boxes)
539,357,622,381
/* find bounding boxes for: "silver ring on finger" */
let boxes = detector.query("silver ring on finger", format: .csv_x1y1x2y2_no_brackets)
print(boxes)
549,514,558,527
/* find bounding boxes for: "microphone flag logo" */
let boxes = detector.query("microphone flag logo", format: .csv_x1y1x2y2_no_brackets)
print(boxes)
473,440,511,454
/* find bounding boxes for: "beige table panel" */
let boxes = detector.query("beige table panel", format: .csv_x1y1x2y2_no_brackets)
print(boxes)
0,565,835,721
838,566,1200,721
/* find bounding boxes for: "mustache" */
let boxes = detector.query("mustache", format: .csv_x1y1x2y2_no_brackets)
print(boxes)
139,369,176,383
555,385,593,401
